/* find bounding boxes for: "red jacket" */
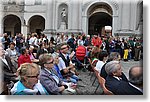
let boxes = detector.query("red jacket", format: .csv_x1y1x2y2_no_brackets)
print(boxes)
91,37,102,47
18,54,32,68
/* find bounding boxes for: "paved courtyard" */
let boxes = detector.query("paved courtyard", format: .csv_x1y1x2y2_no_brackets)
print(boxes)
76,60,142,95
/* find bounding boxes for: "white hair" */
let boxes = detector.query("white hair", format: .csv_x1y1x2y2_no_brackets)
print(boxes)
105,61,120,75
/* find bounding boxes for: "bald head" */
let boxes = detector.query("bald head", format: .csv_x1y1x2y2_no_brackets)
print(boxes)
129,66,143,86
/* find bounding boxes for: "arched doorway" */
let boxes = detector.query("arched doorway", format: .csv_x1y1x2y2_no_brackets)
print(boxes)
88,3,113,37
28,15,45,35
3,15,21,36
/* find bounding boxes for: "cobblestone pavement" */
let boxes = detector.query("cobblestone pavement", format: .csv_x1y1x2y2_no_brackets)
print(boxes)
75,60,143,95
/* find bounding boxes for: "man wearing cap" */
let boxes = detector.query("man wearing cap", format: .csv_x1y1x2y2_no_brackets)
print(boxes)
84,35,91,46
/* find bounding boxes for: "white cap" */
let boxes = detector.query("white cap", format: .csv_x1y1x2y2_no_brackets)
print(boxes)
87,35,90,37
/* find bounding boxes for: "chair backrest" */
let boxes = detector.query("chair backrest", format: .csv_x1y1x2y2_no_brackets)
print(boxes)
87,58,98,72
93,67,113,95
91,59,98,68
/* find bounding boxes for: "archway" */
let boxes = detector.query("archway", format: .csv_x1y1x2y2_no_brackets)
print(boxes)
28,15,45,35
3,15,21,36
88,3,113,37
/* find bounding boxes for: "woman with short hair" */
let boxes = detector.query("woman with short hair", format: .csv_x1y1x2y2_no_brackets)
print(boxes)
11,63,48,95
39,53,68,95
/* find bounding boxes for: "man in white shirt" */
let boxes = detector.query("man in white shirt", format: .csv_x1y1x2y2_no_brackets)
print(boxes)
95,51,108,72
58,43,79,83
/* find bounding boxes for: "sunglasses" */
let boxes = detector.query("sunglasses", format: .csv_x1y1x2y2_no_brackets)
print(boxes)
46,60,54,64
61,46,68,50
27,74,39,78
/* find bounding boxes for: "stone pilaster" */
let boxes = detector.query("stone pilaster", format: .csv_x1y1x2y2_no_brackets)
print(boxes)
0,1,3,34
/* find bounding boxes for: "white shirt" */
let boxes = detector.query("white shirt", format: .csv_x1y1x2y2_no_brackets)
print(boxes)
0,56,10,70
29,37,38,45
95,60,105,72
129,82,143,93
77,39,84,46
58,53,71,71
10,50,17,57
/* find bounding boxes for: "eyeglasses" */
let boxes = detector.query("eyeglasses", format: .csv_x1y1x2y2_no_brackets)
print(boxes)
46,61,54,64
26,74,39,78
61,46,68,50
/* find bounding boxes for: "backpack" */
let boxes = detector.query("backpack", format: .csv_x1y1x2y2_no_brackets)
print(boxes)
76,46,86,61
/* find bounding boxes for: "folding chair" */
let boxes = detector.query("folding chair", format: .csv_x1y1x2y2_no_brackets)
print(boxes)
90,59,98,84
93,67,113,95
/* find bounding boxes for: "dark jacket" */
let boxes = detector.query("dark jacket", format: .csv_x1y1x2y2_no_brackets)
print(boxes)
105,74,142,95
0,55,17,83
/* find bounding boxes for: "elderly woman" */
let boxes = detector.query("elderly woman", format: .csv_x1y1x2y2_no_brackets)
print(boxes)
39,53,68,95
11,63,48,95
6,42,19,69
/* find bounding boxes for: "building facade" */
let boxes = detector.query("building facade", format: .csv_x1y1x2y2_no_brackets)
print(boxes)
0,0,143,38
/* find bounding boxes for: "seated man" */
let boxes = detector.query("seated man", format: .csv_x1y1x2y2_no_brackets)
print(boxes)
18,47,31,68
52,53,77,92
58,43,79,83
105,61,142,95
0,45,17,94
128,66,143,94
100,52,121,79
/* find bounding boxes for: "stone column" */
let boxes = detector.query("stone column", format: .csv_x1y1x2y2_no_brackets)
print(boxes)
45,0,53,30
112,15,118,36
130,2,137,31
70,0,82,33
82,15,88,34
21,25,28,37
0,1,3,34
43,0,54,39
121,0,130,30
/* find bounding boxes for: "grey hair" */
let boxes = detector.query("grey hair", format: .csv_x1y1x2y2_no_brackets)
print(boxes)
108,52,120,61
39,53,53,67
105,61,120,75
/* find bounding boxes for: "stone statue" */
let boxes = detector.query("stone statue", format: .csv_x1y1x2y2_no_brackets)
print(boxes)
61,8,67,22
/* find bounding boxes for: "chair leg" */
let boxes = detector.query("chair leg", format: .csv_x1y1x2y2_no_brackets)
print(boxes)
89,71,91,75
90,72,94,80
94,84,99,94
92,76,97,86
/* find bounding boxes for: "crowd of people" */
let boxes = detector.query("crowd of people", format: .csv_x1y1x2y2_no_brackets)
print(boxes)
0,32,143,95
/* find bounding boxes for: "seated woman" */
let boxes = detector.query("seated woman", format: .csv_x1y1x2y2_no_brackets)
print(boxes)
28,45,39,63
6,42,19,69
39,53,69,95
11,63,48,95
